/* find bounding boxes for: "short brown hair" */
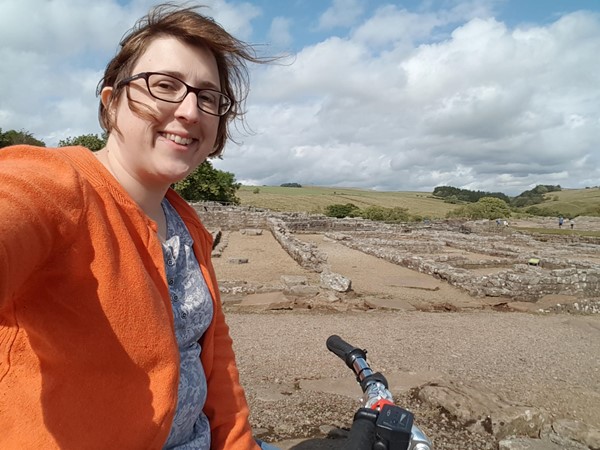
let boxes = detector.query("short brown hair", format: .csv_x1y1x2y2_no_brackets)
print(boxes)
97,3,261,157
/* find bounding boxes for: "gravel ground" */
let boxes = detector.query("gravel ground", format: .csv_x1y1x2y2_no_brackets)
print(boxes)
213,230,600,449
228,310,600,449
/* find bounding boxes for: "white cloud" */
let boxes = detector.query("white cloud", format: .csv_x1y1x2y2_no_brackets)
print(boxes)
317,0,365,30
1,1,599,195
218,8,600,195
0,0,259,145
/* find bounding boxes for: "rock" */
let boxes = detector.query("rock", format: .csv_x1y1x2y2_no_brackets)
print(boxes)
498,437,567,450
418,380,547,439
549,419,600,450
320,271,352,292
228,257,249,264
284,285,320,297
491,406,548,439
241,228,263,235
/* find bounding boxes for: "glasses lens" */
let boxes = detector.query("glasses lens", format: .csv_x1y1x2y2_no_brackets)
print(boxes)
147,74,186,102
198,91,231,116
146,73,231,116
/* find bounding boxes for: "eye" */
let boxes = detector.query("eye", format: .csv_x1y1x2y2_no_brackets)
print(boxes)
198,91,218,105
154,80,178,92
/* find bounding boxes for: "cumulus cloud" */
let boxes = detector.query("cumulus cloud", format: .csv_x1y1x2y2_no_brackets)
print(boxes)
317,0,366,30
218,8,600,195
1,0,599,195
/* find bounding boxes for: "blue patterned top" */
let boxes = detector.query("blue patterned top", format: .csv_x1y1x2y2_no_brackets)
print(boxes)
161,199,214,450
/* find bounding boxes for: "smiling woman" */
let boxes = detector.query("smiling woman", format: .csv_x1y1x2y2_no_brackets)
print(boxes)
0,3,277,450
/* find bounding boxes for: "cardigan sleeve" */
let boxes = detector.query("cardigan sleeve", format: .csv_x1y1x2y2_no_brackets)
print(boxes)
0,146,83,310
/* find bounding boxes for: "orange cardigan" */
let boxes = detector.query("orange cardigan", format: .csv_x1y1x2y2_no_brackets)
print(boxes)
0,146,258,449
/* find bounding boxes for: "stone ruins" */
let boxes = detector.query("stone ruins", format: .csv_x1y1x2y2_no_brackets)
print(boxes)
195,202,600,312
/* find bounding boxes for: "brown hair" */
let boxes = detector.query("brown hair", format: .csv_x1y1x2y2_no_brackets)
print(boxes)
97,2,262,157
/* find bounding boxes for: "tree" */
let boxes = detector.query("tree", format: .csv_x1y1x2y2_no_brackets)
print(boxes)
0,128,45,148
58,133,108,152
174,160,241,204
447,197,511,220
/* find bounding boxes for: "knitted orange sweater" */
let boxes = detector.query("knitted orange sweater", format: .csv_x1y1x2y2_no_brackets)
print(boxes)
0,146,258,449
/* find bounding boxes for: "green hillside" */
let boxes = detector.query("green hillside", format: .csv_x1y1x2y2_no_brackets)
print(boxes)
535,187,600,217
237,185,600,219
237,185,459,218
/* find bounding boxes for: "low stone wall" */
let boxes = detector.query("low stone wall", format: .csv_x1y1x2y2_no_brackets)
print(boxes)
192,203,268,230
266,217,328,273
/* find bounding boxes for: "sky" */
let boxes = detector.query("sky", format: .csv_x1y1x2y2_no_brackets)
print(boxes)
1,0,599,196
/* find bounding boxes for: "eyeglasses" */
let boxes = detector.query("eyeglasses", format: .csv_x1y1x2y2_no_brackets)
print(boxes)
117,72,232,117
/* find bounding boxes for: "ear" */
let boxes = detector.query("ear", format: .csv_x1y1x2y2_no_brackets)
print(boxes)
100,86,113,108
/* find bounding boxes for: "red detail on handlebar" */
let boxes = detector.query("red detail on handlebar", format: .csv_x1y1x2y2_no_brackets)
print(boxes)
370,399,395,412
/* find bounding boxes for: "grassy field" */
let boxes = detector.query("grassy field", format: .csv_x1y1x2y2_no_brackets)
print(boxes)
538,187,600,217
237,185,600,219
237,185,460,218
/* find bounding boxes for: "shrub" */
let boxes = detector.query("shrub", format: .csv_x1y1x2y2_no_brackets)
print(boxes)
324,203,359,218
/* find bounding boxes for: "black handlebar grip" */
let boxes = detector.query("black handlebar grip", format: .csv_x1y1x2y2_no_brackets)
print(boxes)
327,334,368,370
326,335,356,360
346,415,377,450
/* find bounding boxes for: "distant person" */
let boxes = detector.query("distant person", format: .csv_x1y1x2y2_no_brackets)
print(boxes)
570,218,575,229
559,216,564,228
0,4,278,449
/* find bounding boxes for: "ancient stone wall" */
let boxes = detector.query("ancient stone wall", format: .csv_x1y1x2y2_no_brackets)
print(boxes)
194,203,600,302
192,203,268,230
330,232,600,301
266,217,328,272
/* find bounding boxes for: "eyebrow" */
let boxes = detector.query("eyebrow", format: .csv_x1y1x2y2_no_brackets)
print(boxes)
160,70,221,91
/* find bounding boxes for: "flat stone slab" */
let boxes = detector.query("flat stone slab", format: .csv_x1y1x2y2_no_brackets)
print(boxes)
237,292,294,310
363,297,417,311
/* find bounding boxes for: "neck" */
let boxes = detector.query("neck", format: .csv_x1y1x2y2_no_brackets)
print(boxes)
95,146,168,225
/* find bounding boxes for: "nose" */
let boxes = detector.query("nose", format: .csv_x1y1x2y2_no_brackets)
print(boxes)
174,91,202,122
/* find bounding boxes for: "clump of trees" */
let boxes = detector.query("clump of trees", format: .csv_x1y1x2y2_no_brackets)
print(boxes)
446,197,512,220
0,128,45,148
280,182,302,188
510,185,561,207
433,186,509,203
58,133,107,152
174,161,240,204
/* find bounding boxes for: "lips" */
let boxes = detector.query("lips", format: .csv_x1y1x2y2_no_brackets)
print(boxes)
162,132,194,145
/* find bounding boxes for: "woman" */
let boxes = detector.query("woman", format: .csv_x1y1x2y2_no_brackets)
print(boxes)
0,4,277,449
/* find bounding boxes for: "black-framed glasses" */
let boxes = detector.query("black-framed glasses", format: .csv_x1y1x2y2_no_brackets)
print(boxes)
117,72,232,117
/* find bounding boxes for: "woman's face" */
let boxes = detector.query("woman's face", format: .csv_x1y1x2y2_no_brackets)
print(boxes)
102,36,221,189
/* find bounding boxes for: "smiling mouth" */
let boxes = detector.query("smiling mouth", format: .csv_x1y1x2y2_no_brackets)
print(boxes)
162,133,194,146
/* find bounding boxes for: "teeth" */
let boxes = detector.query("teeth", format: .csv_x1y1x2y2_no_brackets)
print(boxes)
164,133,193,145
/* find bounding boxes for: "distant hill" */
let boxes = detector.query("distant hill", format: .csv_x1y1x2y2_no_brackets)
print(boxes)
237,185,600,219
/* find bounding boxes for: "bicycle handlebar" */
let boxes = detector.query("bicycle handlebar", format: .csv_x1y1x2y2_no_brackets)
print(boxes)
327,335,433,450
